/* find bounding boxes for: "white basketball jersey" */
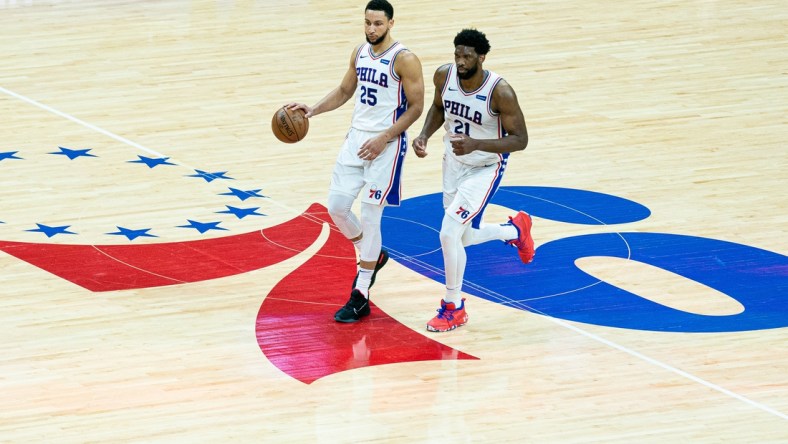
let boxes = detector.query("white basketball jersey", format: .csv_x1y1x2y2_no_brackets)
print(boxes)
351,41,409,133
441,64,508,166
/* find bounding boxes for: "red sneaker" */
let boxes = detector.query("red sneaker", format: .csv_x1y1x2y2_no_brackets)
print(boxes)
426,299,469,332
506,211,535,264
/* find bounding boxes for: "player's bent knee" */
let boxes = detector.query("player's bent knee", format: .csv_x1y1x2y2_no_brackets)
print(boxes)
326,193,353,220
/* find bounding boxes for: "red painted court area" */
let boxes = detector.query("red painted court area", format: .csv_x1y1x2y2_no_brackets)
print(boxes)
0,203,476,384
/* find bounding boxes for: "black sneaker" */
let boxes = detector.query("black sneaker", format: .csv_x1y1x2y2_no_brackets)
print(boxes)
334,289,370,323
351,249,390,290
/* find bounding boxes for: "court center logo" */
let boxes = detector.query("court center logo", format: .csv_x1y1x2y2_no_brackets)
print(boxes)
2,165,786,382
381,186,788,333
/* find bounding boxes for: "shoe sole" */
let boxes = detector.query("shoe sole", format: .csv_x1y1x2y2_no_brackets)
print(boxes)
426,316,468,332
334,307,370,323
334,315,365,323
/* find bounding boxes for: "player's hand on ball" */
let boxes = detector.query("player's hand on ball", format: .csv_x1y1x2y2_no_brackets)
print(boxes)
286,103,314,118
272,105,309,143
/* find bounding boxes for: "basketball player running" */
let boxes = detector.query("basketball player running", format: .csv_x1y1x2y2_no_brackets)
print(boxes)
287,0,424,323
412,28,534,332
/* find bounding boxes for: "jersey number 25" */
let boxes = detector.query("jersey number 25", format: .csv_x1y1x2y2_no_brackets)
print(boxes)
360,86,378,106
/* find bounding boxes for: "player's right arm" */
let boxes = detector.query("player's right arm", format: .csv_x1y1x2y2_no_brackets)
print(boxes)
412,64,450,158
287,46,360,118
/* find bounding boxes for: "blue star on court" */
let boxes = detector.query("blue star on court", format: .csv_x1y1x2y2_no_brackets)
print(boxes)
187,169,234,182
106,226,157,241
127,155,175,168
216,205,266,219
49,146,97,160
177,220,228,233
0,151,23,161
219,187,268,201
26,223,77,237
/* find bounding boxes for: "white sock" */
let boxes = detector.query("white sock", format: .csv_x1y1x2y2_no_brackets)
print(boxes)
462,222,519,246
501,223,519,242
444,287,462,306
355,269,373,298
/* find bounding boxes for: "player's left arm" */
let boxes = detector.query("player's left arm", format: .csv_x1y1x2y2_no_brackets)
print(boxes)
358,50,425,160
450,79,529,155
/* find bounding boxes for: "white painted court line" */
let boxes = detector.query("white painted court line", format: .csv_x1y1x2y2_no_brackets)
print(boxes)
0,85,165,157
389,242,787,420
528,306,788,421
0,85,301,215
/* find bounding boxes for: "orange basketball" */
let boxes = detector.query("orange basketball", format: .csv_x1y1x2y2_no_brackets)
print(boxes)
271,106,309,143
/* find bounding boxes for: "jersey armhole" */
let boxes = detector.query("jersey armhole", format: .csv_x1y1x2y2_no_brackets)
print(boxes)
389,47,405,81
353,44,367,68
487,77,503,117
439,64,453,97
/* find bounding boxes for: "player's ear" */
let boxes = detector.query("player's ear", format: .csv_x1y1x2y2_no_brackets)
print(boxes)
479,54,486,63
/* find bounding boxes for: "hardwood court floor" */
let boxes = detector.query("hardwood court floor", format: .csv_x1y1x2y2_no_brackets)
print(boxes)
0,1,786,442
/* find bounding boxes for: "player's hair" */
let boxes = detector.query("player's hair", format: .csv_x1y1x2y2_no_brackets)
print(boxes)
366,0,394,20
453,28,491,55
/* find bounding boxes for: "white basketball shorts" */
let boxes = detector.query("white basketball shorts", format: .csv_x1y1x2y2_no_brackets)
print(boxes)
442,152,507,229
329,127,408,206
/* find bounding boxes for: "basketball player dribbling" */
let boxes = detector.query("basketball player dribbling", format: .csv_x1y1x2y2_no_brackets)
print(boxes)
412,28,534,332
287,0,424,323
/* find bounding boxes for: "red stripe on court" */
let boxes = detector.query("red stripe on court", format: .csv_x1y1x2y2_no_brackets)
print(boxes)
0,203,326,292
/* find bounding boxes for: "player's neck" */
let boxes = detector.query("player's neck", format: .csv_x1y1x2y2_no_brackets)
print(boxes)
370,36,395,55
459,69,488,92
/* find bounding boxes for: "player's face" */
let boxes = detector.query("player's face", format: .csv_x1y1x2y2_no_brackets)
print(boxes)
454,45,484,80
364,10,392,46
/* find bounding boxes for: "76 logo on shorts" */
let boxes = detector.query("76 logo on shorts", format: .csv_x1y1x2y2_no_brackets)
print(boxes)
369,188,382,200
456,206,470,219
